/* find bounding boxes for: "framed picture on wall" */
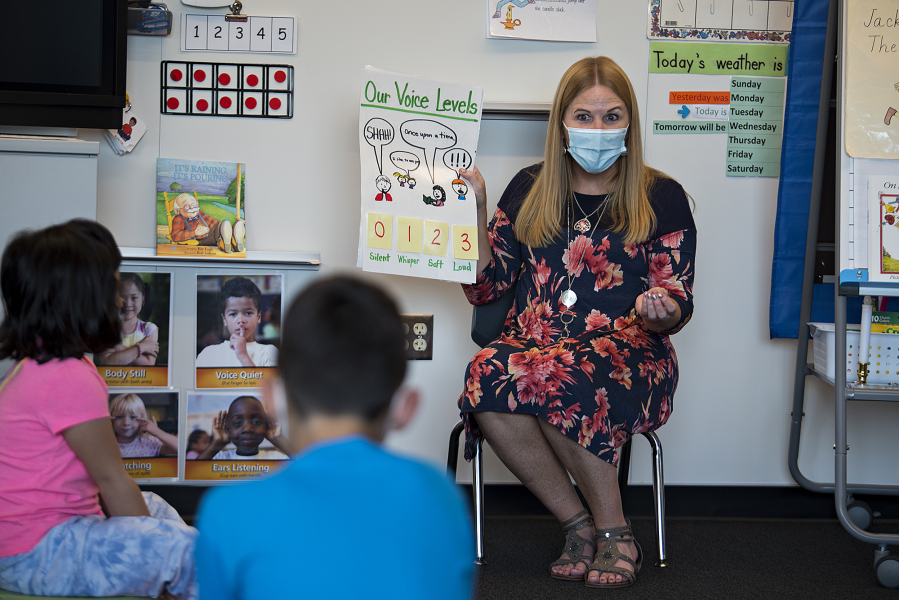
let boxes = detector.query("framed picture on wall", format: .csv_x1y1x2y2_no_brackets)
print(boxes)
109,390,180,481
183,390,291,482
95,271,173,388
195,273,282,389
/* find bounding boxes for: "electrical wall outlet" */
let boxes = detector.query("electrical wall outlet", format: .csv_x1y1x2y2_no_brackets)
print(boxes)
401,314,433,360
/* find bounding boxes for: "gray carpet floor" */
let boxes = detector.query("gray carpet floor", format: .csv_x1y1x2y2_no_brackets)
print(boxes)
472,516,899,599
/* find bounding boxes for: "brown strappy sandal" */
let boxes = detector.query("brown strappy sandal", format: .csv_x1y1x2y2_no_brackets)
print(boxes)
549,510,596,581
584,518,643,588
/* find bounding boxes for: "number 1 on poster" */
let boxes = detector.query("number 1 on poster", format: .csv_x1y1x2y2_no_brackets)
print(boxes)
397,217,423,253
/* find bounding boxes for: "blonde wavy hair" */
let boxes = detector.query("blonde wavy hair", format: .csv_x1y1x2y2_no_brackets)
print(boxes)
516,56,659,247
109,393,148,419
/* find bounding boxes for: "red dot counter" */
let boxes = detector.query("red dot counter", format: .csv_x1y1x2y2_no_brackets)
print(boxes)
161,61,293,118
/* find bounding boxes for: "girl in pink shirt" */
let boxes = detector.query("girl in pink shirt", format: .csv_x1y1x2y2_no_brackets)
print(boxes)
0,219,196,600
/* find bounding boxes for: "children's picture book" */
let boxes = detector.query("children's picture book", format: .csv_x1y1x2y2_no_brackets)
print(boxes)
108,390,180,481
867,174,899,282
195,273,282,389
184,391,291,482
156,158,247,258
357,67,484,283
95,271,173,388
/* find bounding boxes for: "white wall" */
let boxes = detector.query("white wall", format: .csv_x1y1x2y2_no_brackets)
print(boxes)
74,1,899,487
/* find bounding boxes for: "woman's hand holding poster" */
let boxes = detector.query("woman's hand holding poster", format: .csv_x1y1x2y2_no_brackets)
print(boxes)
357,66,484,283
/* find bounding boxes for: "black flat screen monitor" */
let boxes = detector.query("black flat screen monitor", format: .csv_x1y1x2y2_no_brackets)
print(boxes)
0,1,128,130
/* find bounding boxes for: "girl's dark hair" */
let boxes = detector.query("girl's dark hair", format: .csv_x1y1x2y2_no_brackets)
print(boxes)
120,272,154,320
280,275,406,420
188,429,208,449
0,219,122,363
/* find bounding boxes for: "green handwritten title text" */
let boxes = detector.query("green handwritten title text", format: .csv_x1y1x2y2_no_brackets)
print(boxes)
363,80,479,117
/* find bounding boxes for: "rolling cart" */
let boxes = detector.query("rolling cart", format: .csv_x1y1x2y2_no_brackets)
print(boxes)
789,0,899,588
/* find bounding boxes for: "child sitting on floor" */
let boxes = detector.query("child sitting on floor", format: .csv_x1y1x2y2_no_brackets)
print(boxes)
0,219,196,599
195,275,474,599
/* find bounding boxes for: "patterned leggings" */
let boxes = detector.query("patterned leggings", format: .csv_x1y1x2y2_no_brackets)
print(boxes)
0,492,197,599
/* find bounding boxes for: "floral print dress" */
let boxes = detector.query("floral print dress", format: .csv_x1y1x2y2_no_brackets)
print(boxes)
458,165,696,465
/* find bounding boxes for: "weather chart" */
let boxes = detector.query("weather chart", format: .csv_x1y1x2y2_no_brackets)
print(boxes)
357,67,484,284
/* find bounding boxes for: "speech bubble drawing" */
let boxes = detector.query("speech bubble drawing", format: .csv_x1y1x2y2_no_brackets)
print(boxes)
390,151,421,176
443,148,472,177
364,118,395,174
400,119,457,184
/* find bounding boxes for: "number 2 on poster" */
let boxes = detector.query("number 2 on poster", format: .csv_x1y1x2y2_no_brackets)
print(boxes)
424,221,448,257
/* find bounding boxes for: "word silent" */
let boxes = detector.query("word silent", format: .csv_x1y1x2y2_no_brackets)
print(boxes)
212,463,271,473
214,371,264,380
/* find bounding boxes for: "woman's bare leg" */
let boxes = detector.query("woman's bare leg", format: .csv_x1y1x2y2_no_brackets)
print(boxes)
474,411,594,577
537,419,637,585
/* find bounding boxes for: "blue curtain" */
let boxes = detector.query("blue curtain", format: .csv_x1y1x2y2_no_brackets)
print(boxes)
769,0,863,338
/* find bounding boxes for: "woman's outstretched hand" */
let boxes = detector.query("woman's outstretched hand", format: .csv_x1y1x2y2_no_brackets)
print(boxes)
460,166,491,274
635,287,681,332
460,166,486,208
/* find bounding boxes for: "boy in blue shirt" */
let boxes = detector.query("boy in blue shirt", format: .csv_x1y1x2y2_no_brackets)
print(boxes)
195,275,474,600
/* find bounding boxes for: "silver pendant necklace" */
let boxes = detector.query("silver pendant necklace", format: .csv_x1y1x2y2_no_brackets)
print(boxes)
572,194,600,233
560,196,609,318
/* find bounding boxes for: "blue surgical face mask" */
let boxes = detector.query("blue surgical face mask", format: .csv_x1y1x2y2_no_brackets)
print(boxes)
565,126,628,174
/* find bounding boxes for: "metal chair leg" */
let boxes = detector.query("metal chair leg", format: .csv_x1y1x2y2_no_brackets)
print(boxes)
641,431,667,567
473,436,485,565
447,419,464,476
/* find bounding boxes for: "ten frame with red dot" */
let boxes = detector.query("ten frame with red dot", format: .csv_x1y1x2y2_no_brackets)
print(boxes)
161,61,292,118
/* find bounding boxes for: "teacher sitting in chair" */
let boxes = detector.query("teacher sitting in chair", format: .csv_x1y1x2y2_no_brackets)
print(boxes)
456,56,696,588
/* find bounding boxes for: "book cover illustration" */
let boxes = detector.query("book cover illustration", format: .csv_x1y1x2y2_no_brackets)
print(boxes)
869,174,899,282
157,158,247,258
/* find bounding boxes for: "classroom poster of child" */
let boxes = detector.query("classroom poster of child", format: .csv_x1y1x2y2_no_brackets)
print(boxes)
184,391,291,482
108,390,180,480
96,271,173,388
156,158,247,258
357,66,483,284
195,274,281,388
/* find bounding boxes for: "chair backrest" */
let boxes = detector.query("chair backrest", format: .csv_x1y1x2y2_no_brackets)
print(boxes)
470,279,518,348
